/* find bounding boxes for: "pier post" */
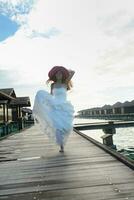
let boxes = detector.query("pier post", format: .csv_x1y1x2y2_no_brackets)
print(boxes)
18,117,23,130
101,121,116,149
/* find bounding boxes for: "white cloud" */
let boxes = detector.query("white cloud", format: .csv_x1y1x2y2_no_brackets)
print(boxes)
1,0,134,111
0,0,36,20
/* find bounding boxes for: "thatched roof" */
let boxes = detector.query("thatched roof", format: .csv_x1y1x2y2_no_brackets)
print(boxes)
78,100,134,112
0,88,16,97
10,97,31,107
113,102,122,108
0,91,15,100
122,101,134,107
0,88,31,107
102,104,112,109
21,107,32,113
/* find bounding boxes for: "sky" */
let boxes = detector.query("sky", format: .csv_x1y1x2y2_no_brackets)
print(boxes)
0,0,134,113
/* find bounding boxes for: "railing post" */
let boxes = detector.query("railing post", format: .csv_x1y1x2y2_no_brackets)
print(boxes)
5,122,9,135
101,121,116,149
18,117,23,130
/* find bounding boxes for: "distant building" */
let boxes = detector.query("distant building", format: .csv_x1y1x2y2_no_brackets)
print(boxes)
0,88,31,123
78,100,134,119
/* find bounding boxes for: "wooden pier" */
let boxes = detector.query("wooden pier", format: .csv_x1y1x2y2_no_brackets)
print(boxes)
74,121,134,130
0,125,134,200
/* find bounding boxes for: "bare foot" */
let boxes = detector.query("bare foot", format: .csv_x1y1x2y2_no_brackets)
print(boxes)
59,149,64,153
59,145,64,153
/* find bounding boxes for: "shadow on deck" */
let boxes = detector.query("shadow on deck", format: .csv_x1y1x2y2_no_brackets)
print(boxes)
0,125,134,200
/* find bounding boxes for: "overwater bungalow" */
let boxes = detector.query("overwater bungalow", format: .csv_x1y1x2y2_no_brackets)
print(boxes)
0,88,31,123
78,99,134,120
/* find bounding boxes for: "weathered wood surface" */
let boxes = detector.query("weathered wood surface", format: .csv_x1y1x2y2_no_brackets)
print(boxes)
0,125,134,200
74,120,134,130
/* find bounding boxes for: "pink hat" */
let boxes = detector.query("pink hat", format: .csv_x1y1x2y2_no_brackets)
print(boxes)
48,66,69,81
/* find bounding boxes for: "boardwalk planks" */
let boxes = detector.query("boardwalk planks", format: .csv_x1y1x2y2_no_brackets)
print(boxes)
0,125,134,200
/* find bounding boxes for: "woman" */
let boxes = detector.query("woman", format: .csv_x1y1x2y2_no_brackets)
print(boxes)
33,66,75,152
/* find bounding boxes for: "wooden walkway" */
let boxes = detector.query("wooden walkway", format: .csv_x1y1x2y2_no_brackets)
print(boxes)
74,121,134,130
0,125,134,200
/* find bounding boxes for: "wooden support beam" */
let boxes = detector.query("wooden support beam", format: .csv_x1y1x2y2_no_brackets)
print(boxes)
6,104,8,122
3,104,6,122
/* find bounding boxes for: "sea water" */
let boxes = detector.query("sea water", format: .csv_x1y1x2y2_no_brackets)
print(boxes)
74,117,134,160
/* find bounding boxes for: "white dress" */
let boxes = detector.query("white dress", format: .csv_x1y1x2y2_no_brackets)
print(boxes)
33,87,74,145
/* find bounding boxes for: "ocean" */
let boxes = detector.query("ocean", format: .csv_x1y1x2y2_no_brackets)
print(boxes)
74,117,134,160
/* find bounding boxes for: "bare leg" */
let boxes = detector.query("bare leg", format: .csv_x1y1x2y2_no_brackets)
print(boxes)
56,129,64,152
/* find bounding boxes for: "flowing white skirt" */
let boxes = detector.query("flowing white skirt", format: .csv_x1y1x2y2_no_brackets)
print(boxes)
33,90,74,145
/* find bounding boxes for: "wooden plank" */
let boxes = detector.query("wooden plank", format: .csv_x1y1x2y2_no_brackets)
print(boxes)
74,121,134,130
75,129,134,169
0,125,134,200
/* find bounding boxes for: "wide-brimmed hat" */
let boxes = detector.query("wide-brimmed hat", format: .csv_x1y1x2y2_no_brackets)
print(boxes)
48,66,69,81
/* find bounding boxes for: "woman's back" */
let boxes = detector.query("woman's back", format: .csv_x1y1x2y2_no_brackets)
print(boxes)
33,66,75,152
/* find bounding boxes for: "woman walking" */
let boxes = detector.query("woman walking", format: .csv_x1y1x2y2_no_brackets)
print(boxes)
33,66,75,152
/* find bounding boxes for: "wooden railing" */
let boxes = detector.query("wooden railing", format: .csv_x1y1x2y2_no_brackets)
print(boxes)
0,120,34,139
74,120,134,130
74,121,134,151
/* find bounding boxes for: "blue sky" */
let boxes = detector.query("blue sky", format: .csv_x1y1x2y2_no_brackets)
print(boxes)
0,0,134,112
0,14,19,41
